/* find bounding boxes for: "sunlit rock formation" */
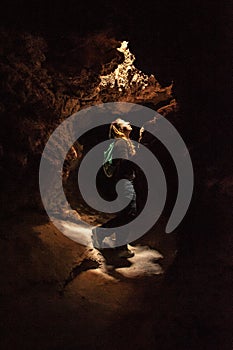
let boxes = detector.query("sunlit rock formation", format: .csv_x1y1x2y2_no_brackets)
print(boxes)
0,29,177,218
99,40,174,105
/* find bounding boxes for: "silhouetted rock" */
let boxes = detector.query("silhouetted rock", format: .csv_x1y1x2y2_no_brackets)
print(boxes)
0,29,176,217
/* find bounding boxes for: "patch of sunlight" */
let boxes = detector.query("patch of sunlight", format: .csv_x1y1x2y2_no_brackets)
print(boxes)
54,218,93,246
115,244,164,278
99,40,153,91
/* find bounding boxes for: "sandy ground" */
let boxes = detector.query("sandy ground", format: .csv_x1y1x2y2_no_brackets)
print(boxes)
0,188,232,350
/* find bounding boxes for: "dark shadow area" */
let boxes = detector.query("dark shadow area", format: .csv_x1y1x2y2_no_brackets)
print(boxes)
0,0,232,349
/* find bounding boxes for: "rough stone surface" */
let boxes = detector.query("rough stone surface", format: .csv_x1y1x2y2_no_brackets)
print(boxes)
0,8,232,348
0,29,176,219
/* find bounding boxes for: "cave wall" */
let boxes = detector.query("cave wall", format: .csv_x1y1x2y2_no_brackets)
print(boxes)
0,2,232,349
0,28,177,218
0,0,231,267
0,0,231,213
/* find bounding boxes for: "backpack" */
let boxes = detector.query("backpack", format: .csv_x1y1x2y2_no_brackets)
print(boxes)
96,140,117,201
103,140,117,178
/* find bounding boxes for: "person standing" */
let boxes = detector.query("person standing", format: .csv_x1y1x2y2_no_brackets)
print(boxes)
92,118,137,258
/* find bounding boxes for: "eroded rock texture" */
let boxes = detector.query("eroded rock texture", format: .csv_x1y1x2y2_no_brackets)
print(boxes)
0,29,177,218
0,9,232,349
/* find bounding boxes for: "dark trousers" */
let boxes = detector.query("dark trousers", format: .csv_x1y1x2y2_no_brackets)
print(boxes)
95,179,137,248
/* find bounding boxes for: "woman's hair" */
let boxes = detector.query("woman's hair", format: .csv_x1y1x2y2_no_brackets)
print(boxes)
109,118,136,156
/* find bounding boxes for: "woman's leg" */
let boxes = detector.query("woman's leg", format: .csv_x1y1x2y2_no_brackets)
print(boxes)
92,179,137,249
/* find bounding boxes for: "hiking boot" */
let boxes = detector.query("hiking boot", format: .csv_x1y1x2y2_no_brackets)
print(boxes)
118,249,135,259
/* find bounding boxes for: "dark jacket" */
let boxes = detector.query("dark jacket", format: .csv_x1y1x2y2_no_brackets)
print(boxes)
112,138,135,181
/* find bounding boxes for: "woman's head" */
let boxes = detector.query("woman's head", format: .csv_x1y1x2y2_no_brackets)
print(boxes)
109,118,132,139
109,118,135,156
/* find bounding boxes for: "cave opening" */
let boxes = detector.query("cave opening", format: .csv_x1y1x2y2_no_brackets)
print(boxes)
0,3,232,348
58,40,179,267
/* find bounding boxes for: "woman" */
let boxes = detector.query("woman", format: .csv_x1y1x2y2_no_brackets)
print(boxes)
92,118,137,258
